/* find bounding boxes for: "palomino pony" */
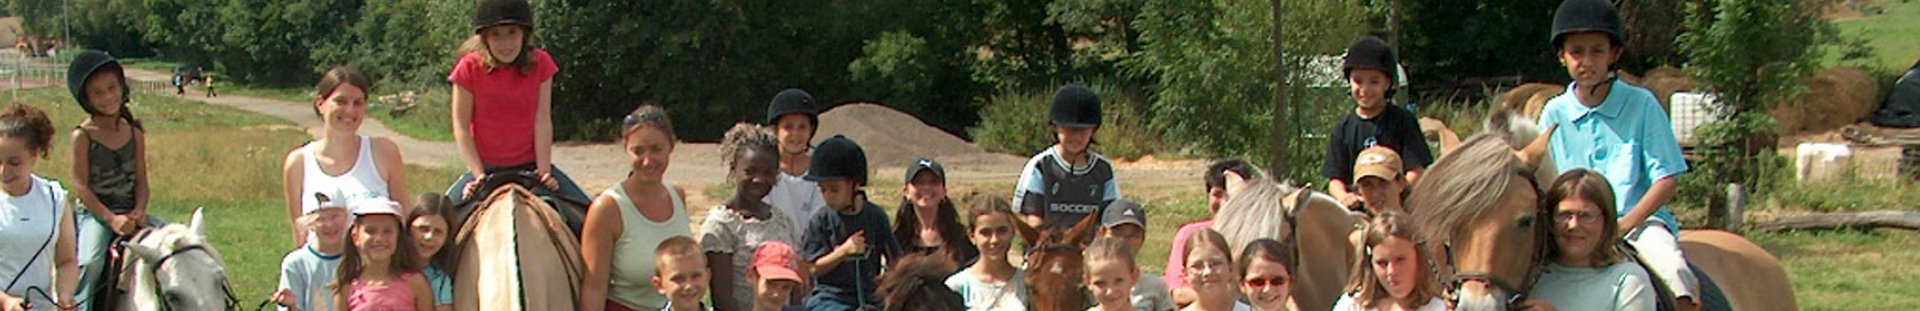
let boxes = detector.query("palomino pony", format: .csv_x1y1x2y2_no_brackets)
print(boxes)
1211,174,1363,311
117,208,237,311
1022,213,1100,311
447,173,586,311
1414,125,1796,311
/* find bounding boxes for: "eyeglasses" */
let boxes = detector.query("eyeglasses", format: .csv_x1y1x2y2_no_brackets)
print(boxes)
1554,210,1604,224
1243,277,1289,288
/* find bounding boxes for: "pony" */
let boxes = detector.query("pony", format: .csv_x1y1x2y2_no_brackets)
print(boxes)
117,208,237,311
1210,170,1364,311
447,172,586,311
877,252,966,311
1022,212,1100,311
1415,114,1796,311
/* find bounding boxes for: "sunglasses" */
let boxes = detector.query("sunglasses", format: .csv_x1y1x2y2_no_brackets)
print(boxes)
1243,277,1289,288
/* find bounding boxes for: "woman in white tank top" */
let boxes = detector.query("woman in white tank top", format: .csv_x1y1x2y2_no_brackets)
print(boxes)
0,104,81,310
580,105,693,311
281,67,409,247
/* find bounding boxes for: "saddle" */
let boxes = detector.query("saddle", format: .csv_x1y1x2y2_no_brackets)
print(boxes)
450,170,590,238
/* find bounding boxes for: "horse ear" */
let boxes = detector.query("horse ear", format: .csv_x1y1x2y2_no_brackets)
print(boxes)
190,207,207,237
125,242,167,262
1064,211,1101,245
1515,124,1556,170
1013,217,1040,246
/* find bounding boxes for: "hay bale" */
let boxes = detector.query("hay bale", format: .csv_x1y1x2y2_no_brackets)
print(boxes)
1772,67,1879,135
1637,66,1698,113
1501,83,1565,119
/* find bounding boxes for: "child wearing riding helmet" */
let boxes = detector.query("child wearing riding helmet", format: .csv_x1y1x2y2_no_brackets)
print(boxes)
445,0,590,205
581,105,693,311
1238,239,1299,311
892,158,978,266
704,123,803,311
331,199,433,311
1333,211,1444,311
801,135,902,311
1178,229,1249,311
1014,83,1122,231
65,50,163,311
1534,0,1696,309
1517,169,1658,311
763,89,831,237
281,66,409,248
0,104,79,311
1322,37,1433,209
273,191,351,311
407,194,455,311
944,195,1028,311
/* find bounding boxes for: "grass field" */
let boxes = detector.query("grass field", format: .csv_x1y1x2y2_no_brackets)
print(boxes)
5,86,461,304
1830,0,1920,70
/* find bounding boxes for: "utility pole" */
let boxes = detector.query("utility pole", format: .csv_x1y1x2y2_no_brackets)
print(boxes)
1269,0,1290,178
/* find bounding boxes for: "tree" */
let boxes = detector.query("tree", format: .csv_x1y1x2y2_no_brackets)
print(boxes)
1398,0,1561,85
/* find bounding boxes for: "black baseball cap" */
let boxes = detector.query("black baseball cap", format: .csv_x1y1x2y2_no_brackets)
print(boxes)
904,158,946,183
1100,199,1146,229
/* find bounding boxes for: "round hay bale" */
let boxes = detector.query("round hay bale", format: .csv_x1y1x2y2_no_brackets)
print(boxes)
1772,67,1878,135
1502,83,1566,119
1637,66,1698,113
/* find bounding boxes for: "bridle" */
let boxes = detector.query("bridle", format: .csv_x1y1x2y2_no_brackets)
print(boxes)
130,231,241,311
1442,171,1550,310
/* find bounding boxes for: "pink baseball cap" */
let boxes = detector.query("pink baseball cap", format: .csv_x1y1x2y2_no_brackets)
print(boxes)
752,241,804,282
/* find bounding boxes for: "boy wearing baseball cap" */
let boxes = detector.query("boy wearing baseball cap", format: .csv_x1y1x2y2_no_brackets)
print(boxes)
273,191,352,311
1350,146,1408,215
1099,200,1175,311
750,241,809,311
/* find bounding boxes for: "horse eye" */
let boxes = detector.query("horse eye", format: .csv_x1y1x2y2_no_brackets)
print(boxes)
1517,215,1536,228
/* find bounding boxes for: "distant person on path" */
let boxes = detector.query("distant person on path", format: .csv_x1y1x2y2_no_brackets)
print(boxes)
444,0,589,204
202,70,217,97
1013,83,1122,231
66,50,162,311
281,66,409,247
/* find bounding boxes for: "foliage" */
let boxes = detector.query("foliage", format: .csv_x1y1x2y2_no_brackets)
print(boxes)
1398,0,1561,85
969,83,1160,160
1678,0,1834,197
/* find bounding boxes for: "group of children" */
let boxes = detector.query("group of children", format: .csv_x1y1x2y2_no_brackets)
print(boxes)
0,0,1693,310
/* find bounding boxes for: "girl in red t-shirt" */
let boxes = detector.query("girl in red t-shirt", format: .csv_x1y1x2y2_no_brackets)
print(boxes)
445,0,588,204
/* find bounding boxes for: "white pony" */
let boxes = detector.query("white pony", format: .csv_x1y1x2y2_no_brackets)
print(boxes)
117,208,234,311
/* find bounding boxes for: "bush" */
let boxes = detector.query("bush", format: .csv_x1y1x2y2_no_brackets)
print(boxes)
970,83,1161,160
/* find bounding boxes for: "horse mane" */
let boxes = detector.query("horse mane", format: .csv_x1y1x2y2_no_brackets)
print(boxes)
132,224,224,265
878,252,965,311
1406,133,1532,245
1212,177,1299,258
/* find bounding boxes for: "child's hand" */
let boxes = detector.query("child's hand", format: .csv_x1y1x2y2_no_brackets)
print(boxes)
0,293,24,311
127,210,147,227
108,214,136,235
834,230,869,258
271,289,296,307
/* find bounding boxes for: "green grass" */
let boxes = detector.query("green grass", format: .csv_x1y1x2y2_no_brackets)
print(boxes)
9,86,461,303
1750,230,1920,310
1830,0,1920,70
366,88,454,142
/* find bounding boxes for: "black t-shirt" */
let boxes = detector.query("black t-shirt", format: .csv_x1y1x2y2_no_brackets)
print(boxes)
1320,105,1434,183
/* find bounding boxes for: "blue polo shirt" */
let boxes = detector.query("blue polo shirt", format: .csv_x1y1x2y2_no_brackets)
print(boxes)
1536,79,1688,233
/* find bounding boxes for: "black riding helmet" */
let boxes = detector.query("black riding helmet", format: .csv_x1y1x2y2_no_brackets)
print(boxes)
1550,0,1625,50
765,88,819,127
473,0,534,34
1341,37,1398,81
67,50,129,116
805,135,869,185
1049,84,1102,129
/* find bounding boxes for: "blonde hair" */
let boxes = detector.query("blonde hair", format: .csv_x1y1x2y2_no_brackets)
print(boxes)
1083,236,1137,271
653,235,705,275
1345,211,1441,309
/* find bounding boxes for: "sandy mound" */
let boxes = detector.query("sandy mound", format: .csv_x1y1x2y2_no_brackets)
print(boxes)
815,103,1025,171
1773,67,1880,135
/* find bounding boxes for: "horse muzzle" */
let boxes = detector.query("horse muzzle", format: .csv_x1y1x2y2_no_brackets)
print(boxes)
1452,279,1518,311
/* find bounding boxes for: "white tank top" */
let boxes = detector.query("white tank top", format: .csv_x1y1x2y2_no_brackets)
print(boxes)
300,135,391,214
0,177,67,311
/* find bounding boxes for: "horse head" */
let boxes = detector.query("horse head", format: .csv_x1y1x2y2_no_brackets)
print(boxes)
121,208,233,311
1024,213,1100,310
1409,128,1554,311
878,252,966,311
1212,174,1362,311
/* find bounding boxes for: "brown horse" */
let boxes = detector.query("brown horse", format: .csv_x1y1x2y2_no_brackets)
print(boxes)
1211,175,1363,311
878,252,967,311
1023,213,1101,311
1414,127,1796,310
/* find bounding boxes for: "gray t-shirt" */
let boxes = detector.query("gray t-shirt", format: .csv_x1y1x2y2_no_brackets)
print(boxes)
1131,273,1175,311
1532,262,1658,311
